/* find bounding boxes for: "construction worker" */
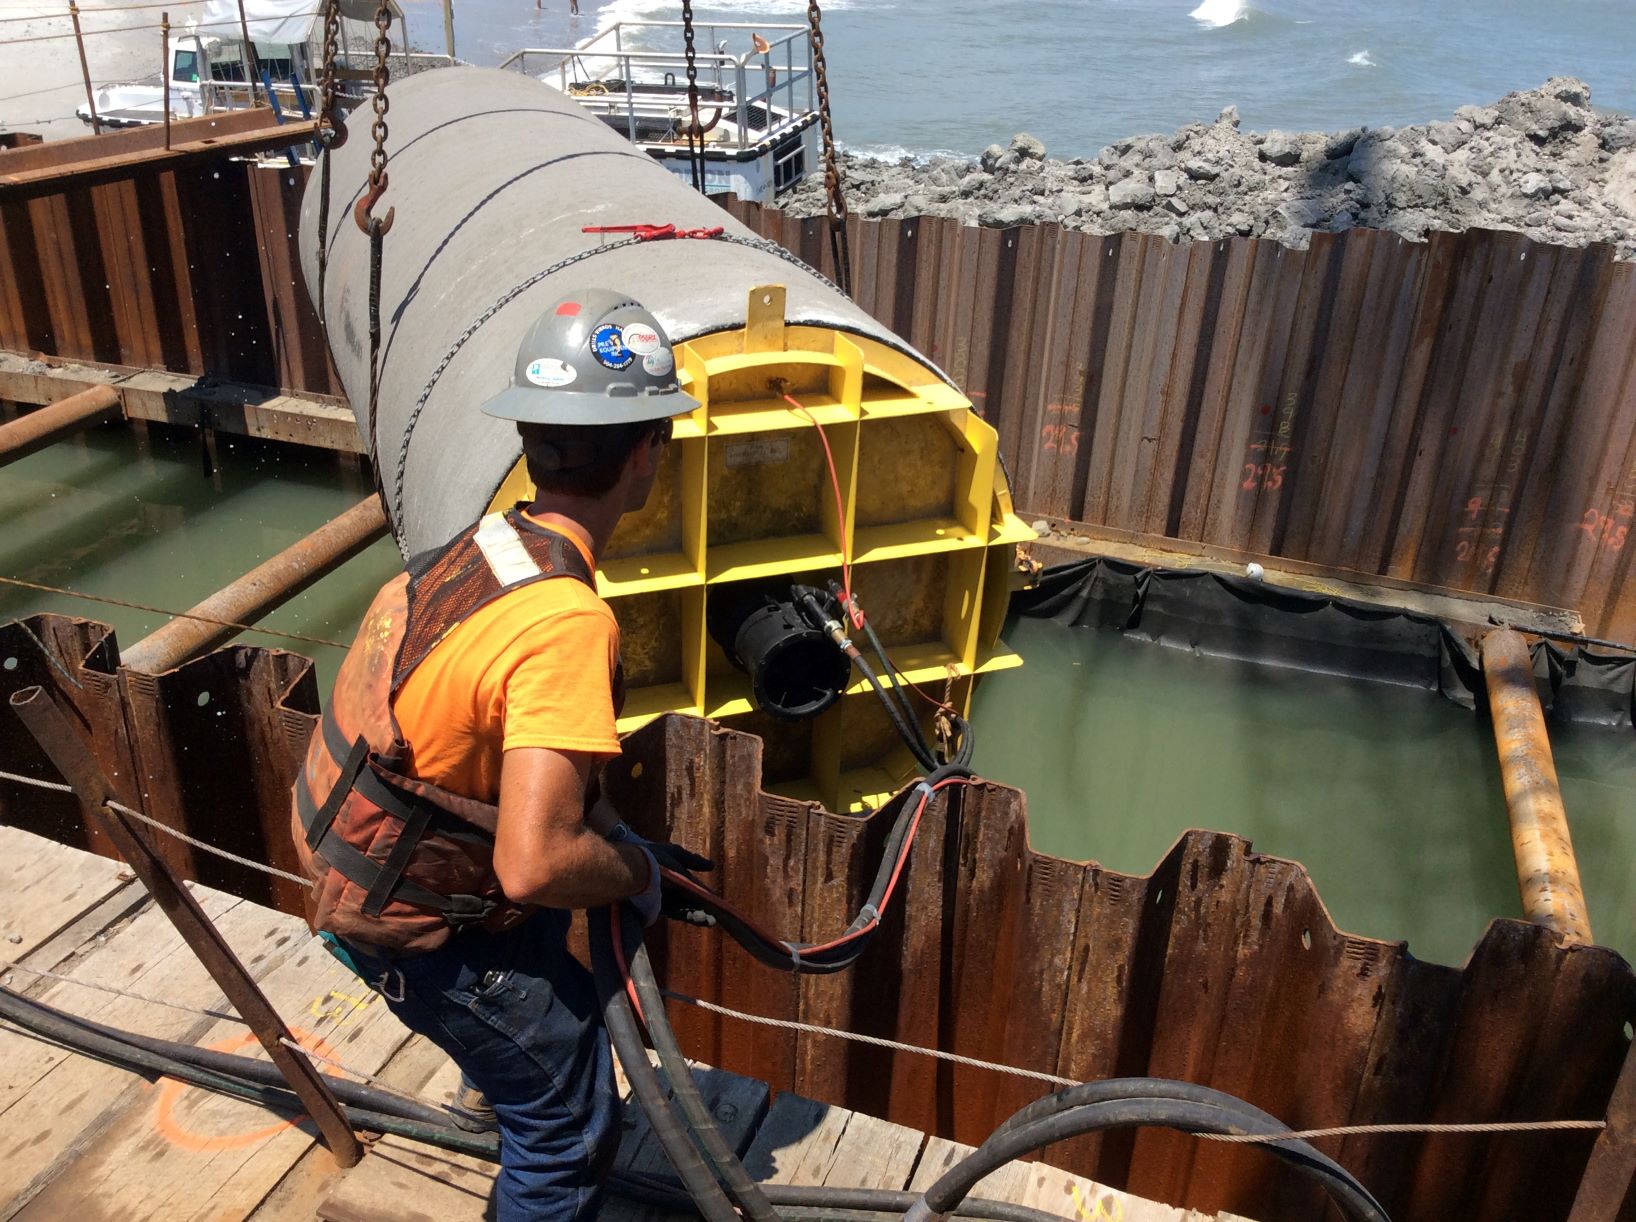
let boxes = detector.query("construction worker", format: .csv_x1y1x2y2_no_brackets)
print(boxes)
289,290,709,1221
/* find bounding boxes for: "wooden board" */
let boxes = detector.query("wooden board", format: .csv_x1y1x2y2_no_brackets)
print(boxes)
741,1091,925,1191
0,885,255,1210
319,1053,771,1222
15,922,412,1219
909,1134,1032,1205
0,351,360,453
0,823,132,957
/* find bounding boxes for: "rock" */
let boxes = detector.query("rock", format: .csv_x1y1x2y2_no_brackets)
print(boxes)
978,203,1036,228
1278,197,1328,228
862,192,906,217
1427,120,1471,153
959,171,992,197
1010,132,1047,162
1259,130,1305,166
1518,172,1553,200
1602,120,1636,154
1030,519,1050,533
1544,76,1592,108
770,81,1636,255
1108,176,1155,209
1216,105,1241,130
1323,129,1362,161
1495,87,1587,142
4,933,20,944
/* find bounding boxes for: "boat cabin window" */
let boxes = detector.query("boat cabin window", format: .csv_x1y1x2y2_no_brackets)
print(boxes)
172,47,200,82
209,57,248,83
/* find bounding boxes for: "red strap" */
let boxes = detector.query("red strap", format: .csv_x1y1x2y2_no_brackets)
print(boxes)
581,223,725,242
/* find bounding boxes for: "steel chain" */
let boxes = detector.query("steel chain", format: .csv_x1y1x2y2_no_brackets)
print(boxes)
679,0,704,192
368,0,392,196
315,0,340,146
806,0,852,296
390,232,842,547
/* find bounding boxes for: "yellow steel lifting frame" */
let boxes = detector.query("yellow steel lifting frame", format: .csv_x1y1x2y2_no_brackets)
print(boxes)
490,286,1035,812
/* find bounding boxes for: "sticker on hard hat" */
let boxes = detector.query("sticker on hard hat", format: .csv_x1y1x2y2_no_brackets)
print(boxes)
589,324,635,370
642,348,674,377
622,324,662,355
525,357,577,388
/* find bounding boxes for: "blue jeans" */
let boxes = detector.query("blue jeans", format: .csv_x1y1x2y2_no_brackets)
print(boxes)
341,910,620,1221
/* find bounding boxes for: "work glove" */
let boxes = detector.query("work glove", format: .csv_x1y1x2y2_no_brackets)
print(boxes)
608,821,714,926
606,821,714,876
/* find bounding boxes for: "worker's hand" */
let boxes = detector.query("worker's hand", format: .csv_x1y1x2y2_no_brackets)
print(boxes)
628,844,663,927
607,821,714,877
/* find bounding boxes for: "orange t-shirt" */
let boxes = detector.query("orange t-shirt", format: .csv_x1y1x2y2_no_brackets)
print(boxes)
390,515,622,802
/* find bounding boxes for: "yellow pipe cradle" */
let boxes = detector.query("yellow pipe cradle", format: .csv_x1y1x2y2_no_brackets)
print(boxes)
492,287,1034,813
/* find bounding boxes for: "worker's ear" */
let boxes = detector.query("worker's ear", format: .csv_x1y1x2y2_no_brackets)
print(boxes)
626,425,666,480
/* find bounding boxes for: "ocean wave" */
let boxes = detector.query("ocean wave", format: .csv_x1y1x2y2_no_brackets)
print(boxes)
842,141,968,165
1347,50,1376,67
1189,0,1249,29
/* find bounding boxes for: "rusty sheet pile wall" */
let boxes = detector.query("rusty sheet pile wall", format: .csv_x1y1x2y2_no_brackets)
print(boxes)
3,160,1635,634
0,161,336,397
1,617,1631,1221
719,200,1636,641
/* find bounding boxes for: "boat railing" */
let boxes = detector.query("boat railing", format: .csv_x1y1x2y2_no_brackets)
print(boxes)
498,23,814,152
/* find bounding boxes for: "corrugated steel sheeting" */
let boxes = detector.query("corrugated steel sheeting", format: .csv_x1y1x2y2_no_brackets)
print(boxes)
7,626,1623,1222
719,200,1636,641
2,159,1632,634
0,159,337,396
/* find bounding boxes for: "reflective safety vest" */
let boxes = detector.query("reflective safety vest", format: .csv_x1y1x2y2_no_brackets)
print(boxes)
289,507,622,955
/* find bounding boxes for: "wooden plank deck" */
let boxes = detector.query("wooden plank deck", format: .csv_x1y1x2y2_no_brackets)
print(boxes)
0,828,1248,1221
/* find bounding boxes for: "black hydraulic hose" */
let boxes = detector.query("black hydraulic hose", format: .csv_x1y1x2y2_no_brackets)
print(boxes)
0,983,502,1160
613,1169,1068,1221
849,648,938,771
850,591,937,764
797,587,936,771
588,905,741,1222
994,1074,1297,1139
986,1077,1369,1191
0,984,453,1128
626,937,780,1222
909,1098,1389,1222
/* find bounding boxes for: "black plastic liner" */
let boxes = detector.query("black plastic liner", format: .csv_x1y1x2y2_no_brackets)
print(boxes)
1014,558,1636,728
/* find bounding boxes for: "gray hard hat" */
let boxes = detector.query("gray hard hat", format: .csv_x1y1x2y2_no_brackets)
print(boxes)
481,290,699,425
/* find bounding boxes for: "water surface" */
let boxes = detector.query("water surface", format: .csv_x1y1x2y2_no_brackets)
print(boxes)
969,615,1636,968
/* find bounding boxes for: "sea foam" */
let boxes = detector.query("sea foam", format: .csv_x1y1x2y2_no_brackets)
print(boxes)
1189,0,1249,29
1347,50,1377,67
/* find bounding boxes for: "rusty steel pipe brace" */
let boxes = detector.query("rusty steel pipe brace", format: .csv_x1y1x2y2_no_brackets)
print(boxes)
7,685,362,1167
1481,627,1593,944
0,385,122,467
120,495,388,674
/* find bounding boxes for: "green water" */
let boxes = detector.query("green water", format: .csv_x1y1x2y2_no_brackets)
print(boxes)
0,422,400,695
5,423,1631,969
969,616,1636,969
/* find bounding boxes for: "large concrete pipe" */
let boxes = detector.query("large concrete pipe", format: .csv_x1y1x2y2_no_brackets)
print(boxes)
1481,628,1593,944
300,66,947,557
299,67,1032,812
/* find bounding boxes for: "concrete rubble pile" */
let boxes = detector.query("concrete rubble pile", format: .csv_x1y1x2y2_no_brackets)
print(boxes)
786,78,1636,258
